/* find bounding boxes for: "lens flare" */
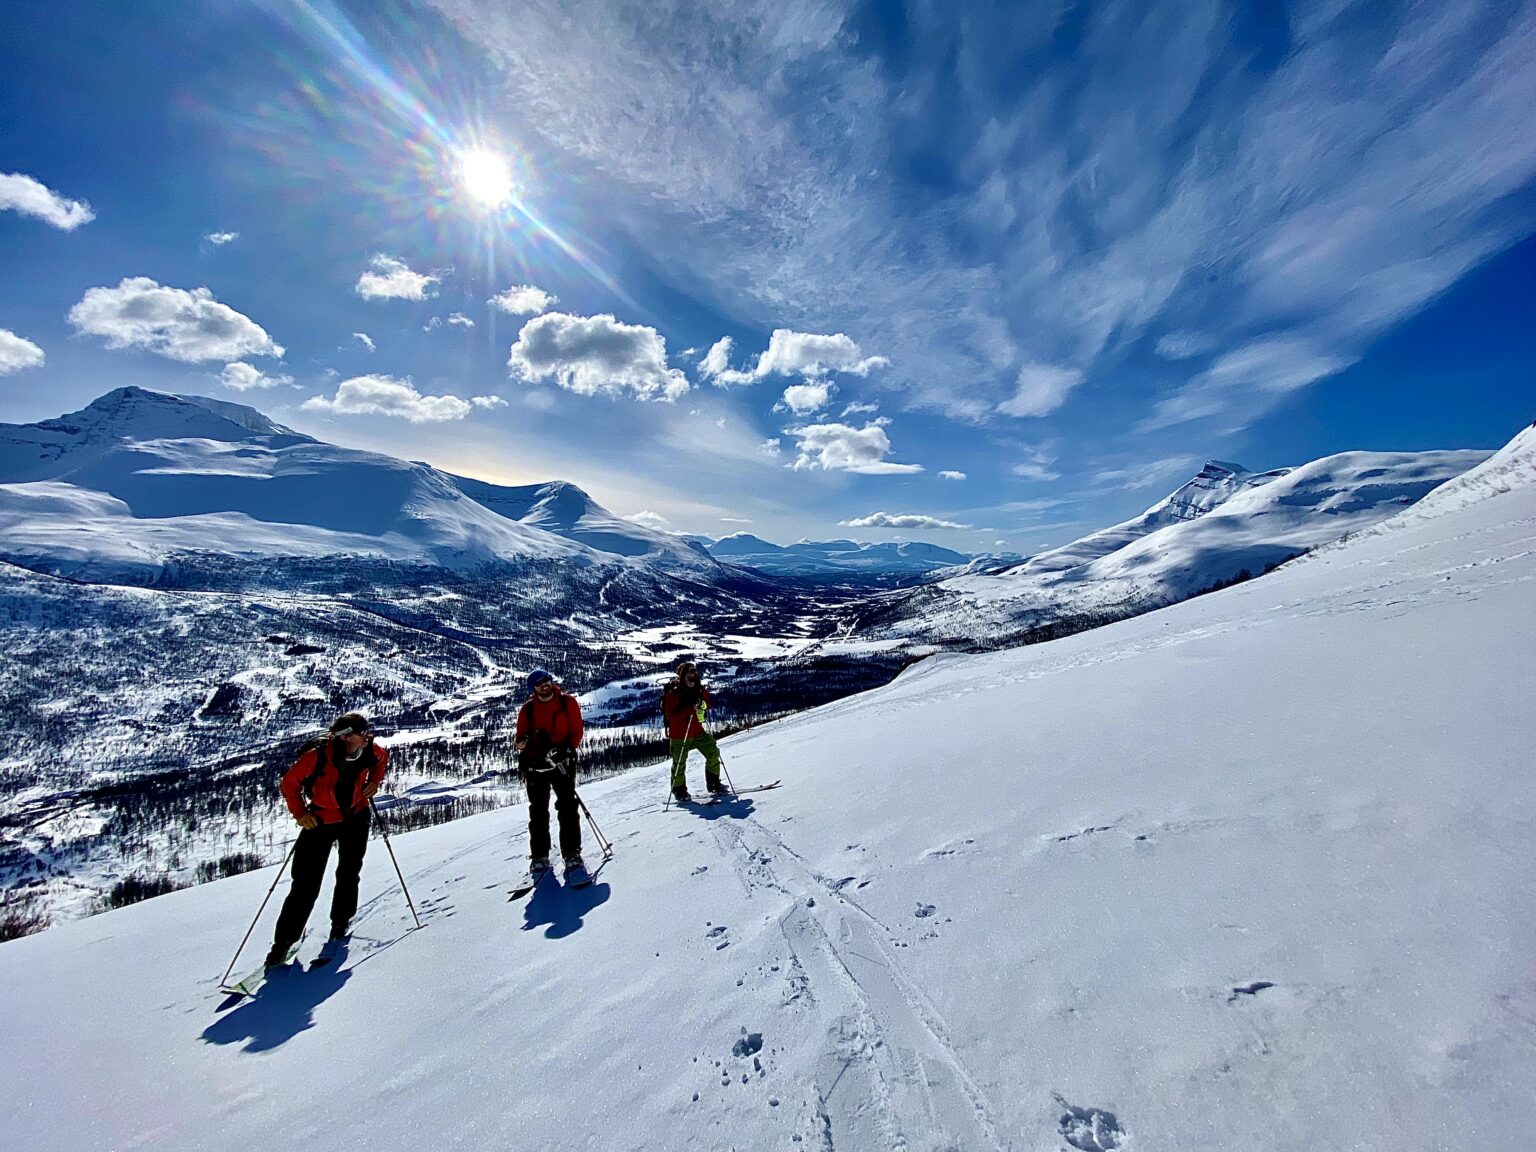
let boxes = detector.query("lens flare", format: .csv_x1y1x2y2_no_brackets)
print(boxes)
459,148,514,208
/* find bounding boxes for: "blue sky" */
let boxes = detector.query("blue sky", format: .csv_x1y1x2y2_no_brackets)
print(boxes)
1,0,1532,553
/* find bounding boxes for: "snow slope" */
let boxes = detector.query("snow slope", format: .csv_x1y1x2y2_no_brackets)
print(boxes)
2,431,1531,1150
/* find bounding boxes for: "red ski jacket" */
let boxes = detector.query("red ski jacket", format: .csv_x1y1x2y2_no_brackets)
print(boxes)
280,739,389,825
516,689,583,748
662,684,711,741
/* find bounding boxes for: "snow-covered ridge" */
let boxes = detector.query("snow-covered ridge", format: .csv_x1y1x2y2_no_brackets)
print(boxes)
0,388,717,578
705,532,972,578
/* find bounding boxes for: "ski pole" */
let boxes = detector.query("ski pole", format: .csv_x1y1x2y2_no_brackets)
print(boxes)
573,790,614,859
696,711,738,797
219,837,297,988
369,799,423,930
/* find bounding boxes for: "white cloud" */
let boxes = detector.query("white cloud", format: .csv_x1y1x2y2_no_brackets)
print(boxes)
720,516,753,523
786,421,923,475
998,363,1084,418
840,511,970,530
758,437,782,457
447,312,475,329
779,380,834,416
841,400,879,417
625,510,672,531
938,470,967,481
1142,339,1350,431
355,254,440,301
1010,443,1060,482
0,173,94,230
1093,455,1203,489
1154,330,1215,360
68,277,283,363
489,284,557,315
352,332,375,351
702,328,888,388
470,394,507,409
301,375,474,422
508,311,688,401
0,329,45,374
204,230,239,246
219,362,294,391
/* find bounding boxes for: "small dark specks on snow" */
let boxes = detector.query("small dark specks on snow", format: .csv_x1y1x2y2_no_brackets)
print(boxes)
733,1031,764,1058
769,1096,780,1107
915,902,937,918
692,1092,699,1102
1228,981,1276,1003
706,925,728,938
691,865,708,875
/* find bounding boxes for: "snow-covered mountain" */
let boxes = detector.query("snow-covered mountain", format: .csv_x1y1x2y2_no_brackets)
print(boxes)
2,416,1530,1152
873,447,1490,646
707,532,972,579
0,387,718,579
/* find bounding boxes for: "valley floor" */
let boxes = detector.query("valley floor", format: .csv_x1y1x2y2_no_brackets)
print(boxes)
1,478,1532,1151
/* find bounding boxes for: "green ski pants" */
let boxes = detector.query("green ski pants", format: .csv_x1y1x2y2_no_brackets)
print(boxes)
669,734,723,789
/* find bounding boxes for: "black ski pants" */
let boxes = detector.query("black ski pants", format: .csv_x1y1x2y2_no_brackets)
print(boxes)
272,809,370,949
523,762,581,861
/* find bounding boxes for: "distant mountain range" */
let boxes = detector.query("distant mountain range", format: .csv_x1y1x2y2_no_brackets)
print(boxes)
687,532,981,580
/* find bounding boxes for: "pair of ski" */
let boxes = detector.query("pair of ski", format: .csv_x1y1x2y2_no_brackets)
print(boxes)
507,862,595,901
219,934,347,999
677,779,782,806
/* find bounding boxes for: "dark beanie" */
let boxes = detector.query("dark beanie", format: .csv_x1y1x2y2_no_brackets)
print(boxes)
330,712,371,737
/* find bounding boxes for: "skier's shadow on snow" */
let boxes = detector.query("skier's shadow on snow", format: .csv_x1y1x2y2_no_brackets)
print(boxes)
674,796,756,821
201,961,351,1053
522,877,612,939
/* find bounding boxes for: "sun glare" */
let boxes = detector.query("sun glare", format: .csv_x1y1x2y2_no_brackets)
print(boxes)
458,148,514,208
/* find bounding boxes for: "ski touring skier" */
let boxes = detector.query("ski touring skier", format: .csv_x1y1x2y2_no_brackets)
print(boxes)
264,712,388,967
514,668,588,884
663,661,727,802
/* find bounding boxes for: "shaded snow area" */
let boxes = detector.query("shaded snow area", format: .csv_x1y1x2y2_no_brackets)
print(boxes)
3,438,1532,1151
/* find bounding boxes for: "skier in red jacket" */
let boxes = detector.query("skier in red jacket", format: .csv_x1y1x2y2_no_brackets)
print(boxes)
265,712,388,966
514,668,586,881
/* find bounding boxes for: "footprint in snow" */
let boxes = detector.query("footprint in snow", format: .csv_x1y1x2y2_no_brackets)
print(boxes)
1053,1093,1126,1151
732,1031,764,1058
914,902,937,918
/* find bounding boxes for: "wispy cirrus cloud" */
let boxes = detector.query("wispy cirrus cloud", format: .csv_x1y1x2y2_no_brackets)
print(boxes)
0,329,45,374
508,312,689,402
427,0,1536,433
0,172,94,230
68,277,283,363
355,254,440,301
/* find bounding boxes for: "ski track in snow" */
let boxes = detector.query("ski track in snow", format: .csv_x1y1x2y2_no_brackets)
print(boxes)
704,807,1009,1152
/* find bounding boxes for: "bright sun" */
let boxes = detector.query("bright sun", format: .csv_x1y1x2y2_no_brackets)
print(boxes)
458,148,514,208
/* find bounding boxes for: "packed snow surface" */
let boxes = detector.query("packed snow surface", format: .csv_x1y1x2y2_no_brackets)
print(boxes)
2,435,1533,1150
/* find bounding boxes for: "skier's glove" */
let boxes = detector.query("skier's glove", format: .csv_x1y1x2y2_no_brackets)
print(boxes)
362,780,380,799
548,746,577,774
295,812,319,830
695,701,709,720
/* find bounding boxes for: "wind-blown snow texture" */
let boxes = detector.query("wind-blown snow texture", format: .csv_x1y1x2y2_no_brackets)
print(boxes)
2,427,1531,1151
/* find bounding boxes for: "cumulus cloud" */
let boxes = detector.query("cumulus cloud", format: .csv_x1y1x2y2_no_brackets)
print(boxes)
938,470,967,481
758,437,782,457
786,421,922,475
470,394,507,409
301,375,473,422
352,332,375,351
0,328,45,374
998,363,1084,418
779,380,834,415
219,362,294,391
489,284,557,315
68,277,283,363
355,254,440,301
702,329,888,388
447,312,475,329
508,311,688,401
625,510,673,531
840,511,970,530
0,172,94,230
204,230,239,246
